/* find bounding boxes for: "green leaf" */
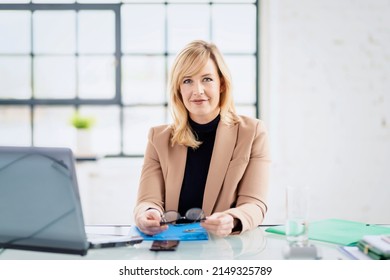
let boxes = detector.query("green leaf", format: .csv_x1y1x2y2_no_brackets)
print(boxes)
70,112,95,130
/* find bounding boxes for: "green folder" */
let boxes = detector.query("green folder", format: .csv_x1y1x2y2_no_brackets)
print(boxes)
265,219,390,246
356,240,390,260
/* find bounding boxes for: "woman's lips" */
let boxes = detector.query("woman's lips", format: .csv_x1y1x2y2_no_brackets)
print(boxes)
191,99,208,105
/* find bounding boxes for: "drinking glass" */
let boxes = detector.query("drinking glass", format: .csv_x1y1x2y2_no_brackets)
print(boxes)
285,185,309,245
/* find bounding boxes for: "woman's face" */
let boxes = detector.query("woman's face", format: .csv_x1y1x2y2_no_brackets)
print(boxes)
179,58,222,124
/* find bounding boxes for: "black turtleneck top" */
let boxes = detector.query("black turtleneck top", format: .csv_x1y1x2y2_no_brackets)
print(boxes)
178,115,220,216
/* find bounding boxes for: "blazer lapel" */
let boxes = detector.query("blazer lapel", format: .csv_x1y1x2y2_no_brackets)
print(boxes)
202,122,238,215
165,143,187,211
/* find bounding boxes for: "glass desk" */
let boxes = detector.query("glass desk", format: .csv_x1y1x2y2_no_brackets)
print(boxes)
0,226,348,260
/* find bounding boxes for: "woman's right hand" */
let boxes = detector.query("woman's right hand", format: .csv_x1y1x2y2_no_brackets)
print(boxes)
136,208,168,236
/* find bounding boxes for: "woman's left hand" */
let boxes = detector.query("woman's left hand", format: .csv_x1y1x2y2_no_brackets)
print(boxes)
201,212,234,237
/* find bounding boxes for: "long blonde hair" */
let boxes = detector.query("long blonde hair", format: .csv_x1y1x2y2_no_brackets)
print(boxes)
169,40,239,148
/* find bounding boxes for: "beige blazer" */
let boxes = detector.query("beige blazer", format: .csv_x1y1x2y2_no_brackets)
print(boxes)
134,115,271,233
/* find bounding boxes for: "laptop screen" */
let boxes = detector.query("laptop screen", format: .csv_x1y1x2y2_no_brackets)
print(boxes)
0,146,89,255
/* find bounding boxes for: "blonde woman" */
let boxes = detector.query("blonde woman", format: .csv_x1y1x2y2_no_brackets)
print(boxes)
134,40,270,237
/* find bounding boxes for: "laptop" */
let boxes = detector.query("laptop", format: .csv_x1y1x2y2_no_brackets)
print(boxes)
0,146,143,256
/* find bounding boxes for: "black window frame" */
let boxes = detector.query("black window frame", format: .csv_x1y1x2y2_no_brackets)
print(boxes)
0,1,260,158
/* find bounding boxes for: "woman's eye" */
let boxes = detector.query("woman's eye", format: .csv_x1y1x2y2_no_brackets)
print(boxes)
183,79,192,84
203,77,212,82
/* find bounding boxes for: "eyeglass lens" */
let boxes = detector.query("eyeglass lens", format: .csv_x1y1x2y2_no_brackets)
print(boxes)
161,208,205,224
162,211,181,224
185,208,205,221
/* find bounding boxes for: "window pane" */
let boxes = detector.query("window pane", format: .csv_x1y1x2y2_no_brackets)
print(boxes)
212,0,256,3
33,0,75,3
33,11,76,54
236,105,256,118
122,0,163,3
78,10,115,54
0,106,31,146
122,56,166,104
78,106,120,155
212,4,256,53
167,54,176,74
77,0,119,3
34,56,76,99
123,107,166,154
0,11,31,54
34,106,74,148
78,55,116,99
0,56,31,99
121,5,165,53
140,0,256,2
167,5,210,53
0,1,29,3
167,0,209,2
225,55,256,104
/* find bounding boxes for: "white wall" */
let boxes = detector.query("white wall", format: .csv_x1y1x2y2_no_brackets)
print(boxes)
77,158,143,226
261,0,390,225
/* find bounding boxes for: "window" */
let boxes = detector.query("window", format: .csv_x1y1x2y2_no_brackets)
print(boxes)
0,0,259,157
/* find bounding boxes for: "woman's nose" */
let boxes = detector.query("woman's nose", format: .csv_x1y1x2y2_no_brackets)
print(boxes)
193,81,204,95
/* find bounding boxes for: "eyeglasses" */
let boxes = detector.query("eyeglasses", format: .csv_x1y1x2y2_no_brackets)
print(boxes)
160,208,206,225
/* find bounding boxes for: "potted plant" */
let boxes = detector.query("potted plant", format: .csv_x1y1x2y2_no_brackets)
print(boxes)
70,112,95,157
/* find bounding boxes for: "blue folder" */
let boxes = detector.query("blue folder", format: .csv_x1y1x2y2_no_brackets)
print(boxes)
134,222,209,241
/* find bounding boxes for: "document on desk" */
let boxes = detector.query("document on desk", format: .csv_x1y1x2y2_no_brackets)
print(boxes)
339,246,372,260
265,219,390,246
133,222,209,241
85,225,132,236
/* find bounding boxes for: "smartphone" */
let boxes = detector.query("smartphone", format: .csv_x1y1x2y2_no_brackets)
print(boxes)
150,240,180,251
